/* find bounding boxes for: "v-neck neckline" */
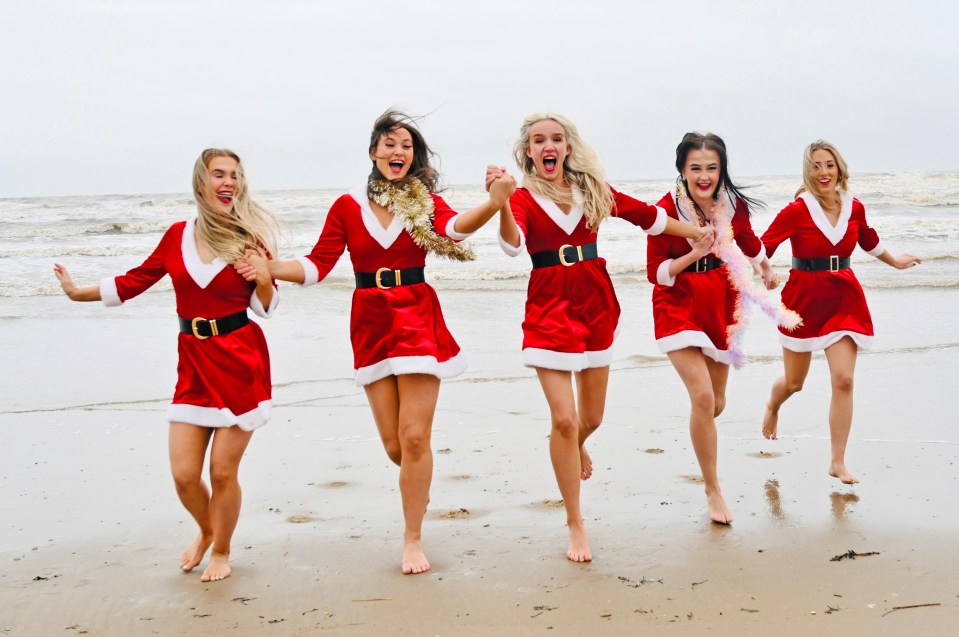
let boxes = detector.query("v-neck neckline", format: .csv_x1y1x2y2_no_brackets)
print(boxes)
800,191,853,246
352,186,405,249
529,188,584,236
182,218,228,289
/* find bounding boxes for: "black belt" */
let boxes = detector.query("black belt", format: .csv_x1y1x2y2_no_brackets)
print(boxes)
178,310,249,339
792,256,850,272
355,267,426,289
683,256,725,273
530,243,598,268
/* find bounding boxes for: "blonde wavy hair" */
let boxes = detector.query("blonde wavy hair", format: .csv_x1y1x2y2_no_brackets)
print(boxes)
192,148,281,262
795,140,850,205
513,113,613,230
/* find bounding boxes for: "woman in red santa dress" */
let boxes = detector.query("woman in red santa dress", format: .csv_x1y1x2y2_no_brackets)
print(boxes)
648,132,784,524
489,113,709,561
267,110,515,574
760,140,920,484
54,148,281,582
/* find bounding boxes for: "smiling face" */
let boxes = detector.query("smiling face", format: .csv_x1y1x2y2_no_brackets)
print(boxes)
370,126,414,181
810,148,839,197
202,155,239,214
525,119,571,183
682,148,722,202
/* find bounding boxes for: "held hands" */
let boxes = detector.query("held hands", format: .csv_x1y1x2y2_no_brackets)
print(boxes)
235,248,272,286
488,172,516,208
486,164,516,199
689,228,715,259
760,264,780,290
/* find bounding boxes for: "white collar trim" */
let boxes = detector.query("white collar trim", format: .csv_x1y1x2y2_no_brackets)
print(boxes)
182,217,228,289
526,185,584,235
350,185,405,250
800,190,852,246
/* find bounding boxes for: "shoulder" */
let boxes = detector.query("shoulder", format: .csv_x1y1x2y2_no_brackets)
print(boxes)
782,198,808,215
509,187,537,210
656,192,676,213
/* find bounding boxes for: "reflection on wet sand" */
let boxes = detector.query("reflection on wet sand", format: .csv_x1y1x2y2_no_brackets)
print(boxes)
764,479,785,519
830,492,860,520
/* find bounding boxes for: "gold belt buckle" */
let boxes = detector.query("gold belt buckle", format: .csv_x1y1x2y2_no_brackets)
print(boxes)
696,258,707,273
829,255,839,272
192,317,208,340
375,267,402,289
558,244,583,267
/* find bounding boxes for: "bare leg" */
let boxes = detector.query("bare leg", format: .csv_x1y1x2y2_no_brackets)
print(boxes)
574,366,609,480
536,368,592,562
365,376,402,466
169,422,214,572
366,374,440,574
667,348,732,524
201,425,254,582
824,337,859,484
762,348,812,440
704,357,730,418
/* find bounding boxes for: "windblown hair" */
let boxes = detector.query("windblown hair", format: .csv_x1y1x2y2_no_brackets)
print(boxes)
795,139,850,204
367,110,440,194
675,132,764,217
192,148,281,263
513,113,613,230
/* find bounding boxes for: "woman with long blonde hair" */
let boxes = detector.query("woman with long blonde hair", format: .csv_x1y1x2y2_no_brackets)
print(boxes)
489,113,708,561
761,140,920,483
54,148,280,582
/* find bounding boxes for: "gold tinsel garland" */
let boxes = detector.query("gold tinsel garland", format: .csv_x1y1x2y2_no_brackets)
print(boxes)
368,178,475,262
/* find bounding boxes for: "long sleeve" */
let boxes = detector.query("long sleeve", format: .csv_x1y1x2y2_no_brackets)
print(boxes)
854,200,884,256
611,187,668,235
646,193,678,286
761,201,800,259
432,194,471,241
730,199,766,265
297,196,349,286
499,191,529,257
101,223,177,306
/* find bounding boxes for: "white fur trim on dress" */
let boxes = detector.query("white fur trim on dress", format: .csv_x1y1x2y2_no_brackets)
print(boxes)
182,217,228,288
801,190,853,246
351,186,404,250
249,285,278,318
746,247,767,267
779,330,873,353
657,259,677,287
100,276,122,307
354,352,468,386
294,256,320,287
866,241,885,258
523,345,614,371
445,214,474,241
656,330,732,365
498,229,526,257
167,400,273,431
647,206,668,236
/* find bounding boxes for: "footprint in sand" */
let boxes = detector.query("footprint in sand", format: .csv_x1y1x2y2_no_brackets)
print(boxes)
436,448,453,455
287,515,315,524
645,448,665,454
437,507,472,520
681,474,705,484
748,451,782,459
320,481,349,488
447,474,473,481
529,499,565,510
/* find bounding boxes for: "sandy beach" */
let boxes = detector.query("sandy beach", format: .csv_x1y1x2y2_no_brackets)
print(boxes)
2,276,957,636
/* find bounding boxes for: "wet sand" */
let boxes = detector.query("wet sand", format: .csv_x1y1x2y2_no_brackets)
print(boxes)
2,283,958,635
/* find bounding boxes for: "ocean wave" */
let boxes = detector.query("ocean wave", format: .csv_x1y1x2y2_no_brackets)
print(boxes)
0,245,147,259
0,280,174,298
0,220,171,239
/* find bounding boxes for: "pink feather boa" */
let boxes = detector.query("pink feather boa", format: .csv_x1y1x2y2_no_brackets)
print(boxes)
676,183,802,369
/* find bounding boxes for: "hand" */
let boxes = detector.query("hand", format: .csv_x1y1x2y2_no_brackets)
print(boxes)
488,172,516,207
53,263,79,299
694,225,715,245
690,229,714,259
893,253,921,269
761,266,780,290
485,165,508,192
235,248,272,286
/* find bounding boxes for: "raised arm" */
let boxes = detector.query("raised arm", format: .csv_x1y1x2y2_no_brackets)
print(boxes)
451,171,517,235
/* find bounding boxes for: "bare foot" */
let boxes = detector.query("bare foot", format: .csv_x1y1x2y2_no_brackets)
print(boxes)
200,552,231,582
179,533,213,572
566,521,592,562
579,445,593,481
829,463,860,484
706,490,733,524
401,537,431,575
761,403,778,440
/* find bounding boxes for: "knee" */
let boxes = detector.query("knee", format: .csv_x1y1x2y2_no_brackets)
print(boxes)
551,413,579,439
713,394,727,418
398,426,430,461
784,378,805,395
383,440,402,466
208,463,239,490
832,372,854,393
580,412,603,435
690,387,715,415
170,465,202,493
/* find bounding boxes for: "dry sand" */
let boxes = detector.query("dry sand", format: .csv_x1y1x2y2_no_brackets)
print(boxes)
2,284,957,635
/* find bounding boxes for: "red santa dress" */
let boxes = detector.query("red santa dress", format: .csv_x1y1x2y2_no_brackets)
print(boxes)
761,191,884,352
297,186,470,386
499,185,668,371
98,218,278,431
647,192,766,365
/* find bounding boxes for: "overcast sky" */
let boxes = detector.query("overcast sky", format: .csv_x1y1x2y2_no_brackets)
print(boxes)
2,0,956,197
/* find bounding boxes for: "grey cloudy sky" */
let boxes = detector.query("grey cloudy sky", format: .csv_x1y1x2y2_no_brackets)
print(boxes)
2,0,956,197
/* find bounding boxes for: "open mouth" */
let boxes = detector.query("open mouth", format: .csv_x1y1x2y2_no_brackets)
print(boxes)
696,182,712,191
216,191,233,205
388,160,405,175
542,156,557,173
